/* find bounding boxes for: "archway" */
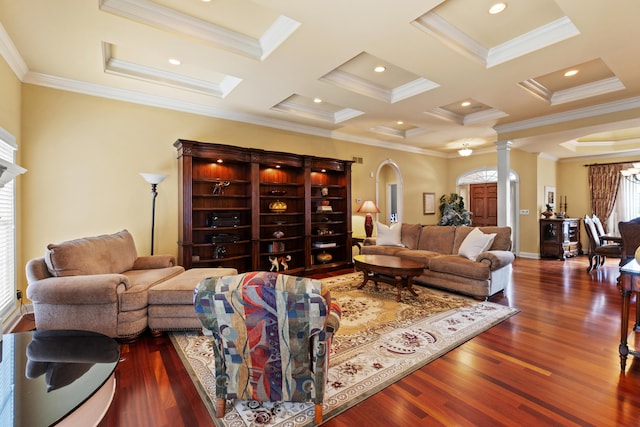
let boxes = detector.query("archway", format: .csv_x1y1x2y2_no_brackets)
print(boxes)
456,167,520,254
375,159,403,225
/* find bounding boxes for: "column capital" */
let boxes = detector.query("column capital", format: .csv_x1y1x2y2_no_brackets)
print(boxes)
494,140,513,151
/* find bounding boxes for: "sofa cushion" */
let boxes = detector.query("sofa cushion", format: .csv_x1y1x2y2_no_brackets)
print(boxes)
376,222,403,246
417,226,456,254
120,266,184,311
428,255,491,281
45,230,138,277
458,228,496,261
361,245,407,256
401,223,423,249
397,249,440,265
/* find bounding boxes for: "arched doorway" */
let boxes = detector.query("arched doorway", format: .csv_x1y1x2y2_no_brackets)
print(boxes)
457,167,520,254
375,159,403,225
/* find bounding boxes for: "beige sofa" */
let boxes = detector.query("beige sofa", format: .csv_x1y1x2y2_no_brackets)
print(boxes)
361,224,515,299
25,230,236,340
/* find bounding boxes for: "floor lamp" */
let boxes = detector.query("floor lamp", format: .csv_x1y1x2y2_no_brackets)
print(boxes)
140,173,168,255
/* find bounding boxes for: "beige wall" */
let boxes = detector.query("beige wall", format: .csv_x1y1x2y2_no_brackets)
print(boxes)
18,84,454,292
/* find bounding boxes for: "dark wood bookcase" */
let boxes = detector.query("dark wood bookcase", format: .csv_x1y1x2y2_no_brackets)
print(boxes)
174,139,352,274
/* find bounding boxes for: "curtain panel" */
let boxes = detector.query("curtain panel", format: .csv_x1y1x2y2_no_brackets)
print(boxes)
588,163,623,230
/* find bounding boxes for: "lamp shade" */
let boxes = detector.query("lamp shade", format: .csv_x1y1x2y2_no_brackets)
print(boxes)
140,173,168,185
357,200,380,214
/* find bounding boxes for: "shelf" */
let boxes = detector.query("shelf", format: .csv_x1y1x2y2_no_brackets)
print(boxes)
175,139,352,272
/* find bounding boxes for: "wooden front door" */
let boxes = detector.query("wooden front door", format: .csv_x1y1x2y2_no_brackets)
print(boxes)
469,183,497,226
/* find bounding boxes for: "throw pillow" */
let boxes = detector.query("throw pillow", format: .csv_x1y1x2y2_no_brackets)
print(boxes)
376,222,403,246
458,227,496,261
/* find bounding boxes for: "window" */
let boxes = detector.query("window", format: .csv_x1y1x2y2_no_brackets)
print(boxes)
0,128,18,321
608,172,640,232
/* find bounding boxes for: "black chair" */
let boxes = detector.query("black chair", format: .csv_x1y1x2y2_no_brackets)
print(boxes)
584,215,622,272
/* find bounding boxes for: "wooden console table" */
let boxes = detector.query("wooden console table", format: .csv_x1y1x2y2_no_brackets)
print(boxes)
618,259,640,371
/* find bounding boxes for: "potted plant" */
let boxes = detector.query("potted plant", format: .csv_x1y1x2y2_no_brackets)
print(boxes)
438,193,472,226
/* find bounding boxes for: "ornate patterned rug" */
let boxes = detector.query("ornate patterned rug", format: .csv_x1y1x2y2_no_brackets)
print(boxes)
170,272,518,426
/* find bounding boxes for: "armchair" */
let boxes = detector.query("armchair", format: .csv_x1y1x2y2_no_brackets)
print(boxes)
193,271,341,424
584,215,622,272
26,230,184,340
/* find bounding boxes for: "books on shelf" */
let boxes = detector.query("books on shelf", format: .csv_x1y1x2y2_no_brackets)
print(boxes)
313,242,336,248
316,206,333,212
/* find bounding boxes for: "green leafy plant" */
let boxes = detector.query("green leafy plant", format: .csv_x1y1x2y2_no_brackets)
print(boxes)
438,193,471,226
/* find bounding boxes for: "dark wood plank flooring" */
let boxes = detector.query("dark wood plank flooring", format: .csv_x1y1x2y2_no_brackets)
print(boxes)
12,257,640,426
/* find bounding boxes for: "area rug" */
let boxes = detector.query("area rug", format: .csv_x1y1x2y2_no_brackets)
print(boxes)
170,272,518,426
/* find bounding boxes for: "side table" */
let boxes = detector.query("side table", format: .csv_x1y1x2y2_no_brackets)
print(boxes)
618,259,640,371
1,329,120,426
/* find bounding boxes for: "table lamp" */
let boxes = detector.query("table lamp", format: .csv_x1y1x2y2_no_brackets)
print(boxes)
357,200,380,238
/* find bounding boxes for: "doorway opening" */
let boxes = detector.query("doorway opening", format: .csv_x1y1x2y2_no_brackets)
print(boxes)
376,159,403,225
456,167,520,254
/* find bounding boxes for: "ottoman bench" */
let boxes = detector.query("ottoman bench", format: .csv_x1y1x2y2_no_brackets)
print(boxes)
148,267,237,336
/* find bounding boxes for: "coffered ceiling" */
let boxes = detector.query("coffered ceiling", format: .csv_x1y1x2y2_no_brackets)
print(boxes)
1,0,639,159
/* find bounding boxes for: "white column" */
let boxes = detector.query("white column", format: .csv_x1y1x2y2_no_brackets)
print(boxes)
495,140,513,226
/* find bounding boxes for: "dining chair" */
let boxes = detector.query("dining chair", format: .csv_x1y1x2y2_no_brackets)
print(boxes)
618,217,640,265
584,215,622,272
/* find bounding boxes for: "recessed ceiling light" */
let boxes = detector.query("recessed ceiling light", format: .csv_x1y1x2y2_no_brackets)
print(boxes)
202,0,212,3
564,69,579,77
313,98,322,103
374,66,386,73
168,58,181,65
396,121,404,125
489,3,507,14
461,101,471,107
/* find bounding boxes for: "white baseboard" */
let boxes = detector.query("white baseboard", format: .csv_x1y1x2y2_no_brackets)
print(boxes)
2,303,34,333
517,251,540,259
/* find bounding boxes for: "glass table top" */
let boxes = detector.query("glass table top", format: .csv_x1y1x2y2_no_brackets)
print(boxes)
0,329,119,427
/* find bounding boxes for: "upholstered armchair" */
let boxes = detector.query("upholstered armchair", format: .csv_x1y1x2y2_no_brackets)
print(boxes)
26,230,184,340
193,271,341,424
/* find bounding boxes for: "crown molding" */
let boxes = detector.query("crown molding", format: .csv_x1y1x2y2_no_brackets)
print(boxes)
486,17,580,68
550,77,625,105
102,43,241,98
320,69,438,104
271,97,364,124
98,0,299,61
495,97,640,135
0,21,28,79
22,71,442,156
412,12,579,68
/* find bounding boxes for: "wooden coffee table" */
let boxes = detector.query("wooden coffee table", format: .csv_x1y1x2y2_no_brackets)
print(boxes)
354,254,424,301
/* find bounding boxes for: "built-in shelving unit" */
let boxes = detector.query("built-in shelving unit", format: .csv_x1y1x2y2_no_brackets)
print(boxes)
175,139,352,274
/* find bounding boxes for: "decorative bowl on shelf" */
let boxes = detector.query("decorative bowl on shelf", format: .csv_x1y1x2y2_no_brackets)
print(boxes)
269,200,287,213
269,190,287,196
316,251,333,264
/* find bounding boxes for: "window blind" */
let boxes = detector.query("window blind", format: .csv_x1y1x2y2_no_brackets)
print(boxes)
0,135,16,321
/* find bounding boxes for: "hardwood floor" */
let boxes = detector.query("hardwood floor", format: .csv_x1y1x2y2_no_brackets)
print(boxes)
13,257,640,426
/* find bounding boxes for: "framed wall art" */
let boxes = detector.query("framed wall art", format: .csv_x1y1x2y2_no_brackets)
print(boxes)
423,192,436,215
544,186,556,209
